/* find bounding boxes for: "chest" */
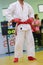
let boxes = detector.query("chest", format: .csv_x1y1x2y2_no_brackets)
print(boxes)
15,4,29,15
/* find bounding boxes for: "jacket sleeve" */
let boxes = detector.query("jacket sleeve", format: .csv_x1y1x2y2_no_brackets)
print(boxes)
28,4,34,18
5,3,16,22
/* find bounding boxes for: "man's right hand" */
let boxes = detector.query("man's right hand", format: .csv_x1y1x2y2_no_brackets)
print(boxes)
11,18,21,23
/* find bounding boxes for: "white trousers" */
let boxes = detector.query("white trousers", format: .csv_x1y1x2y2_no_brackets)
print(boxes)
14,24,35,58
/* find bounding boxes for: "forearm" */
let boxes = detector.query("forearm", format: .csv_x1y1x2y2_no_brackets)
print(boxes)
34,22,41,27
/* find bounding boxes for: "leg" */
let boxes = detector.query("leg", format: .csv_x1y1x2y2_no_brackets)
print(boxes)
14,29,25,58
36,33,41,46
26,26,36,60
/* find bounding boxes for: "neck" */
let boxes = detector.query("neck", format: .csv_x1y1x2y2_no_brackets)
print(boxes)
18,0,24,5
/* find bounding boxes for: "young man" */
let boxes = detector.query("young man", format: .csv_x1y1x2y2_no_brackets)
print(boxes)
6,0,36,62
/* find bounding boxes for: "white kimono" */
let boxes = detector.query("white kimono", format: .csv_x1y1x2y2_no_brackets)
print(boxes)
6,1,35,58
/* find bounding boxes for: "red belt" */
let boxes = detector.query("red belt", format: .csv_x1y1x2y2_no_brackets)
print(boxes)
17,21,36,32
17,19,31,25
18,21,29,25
